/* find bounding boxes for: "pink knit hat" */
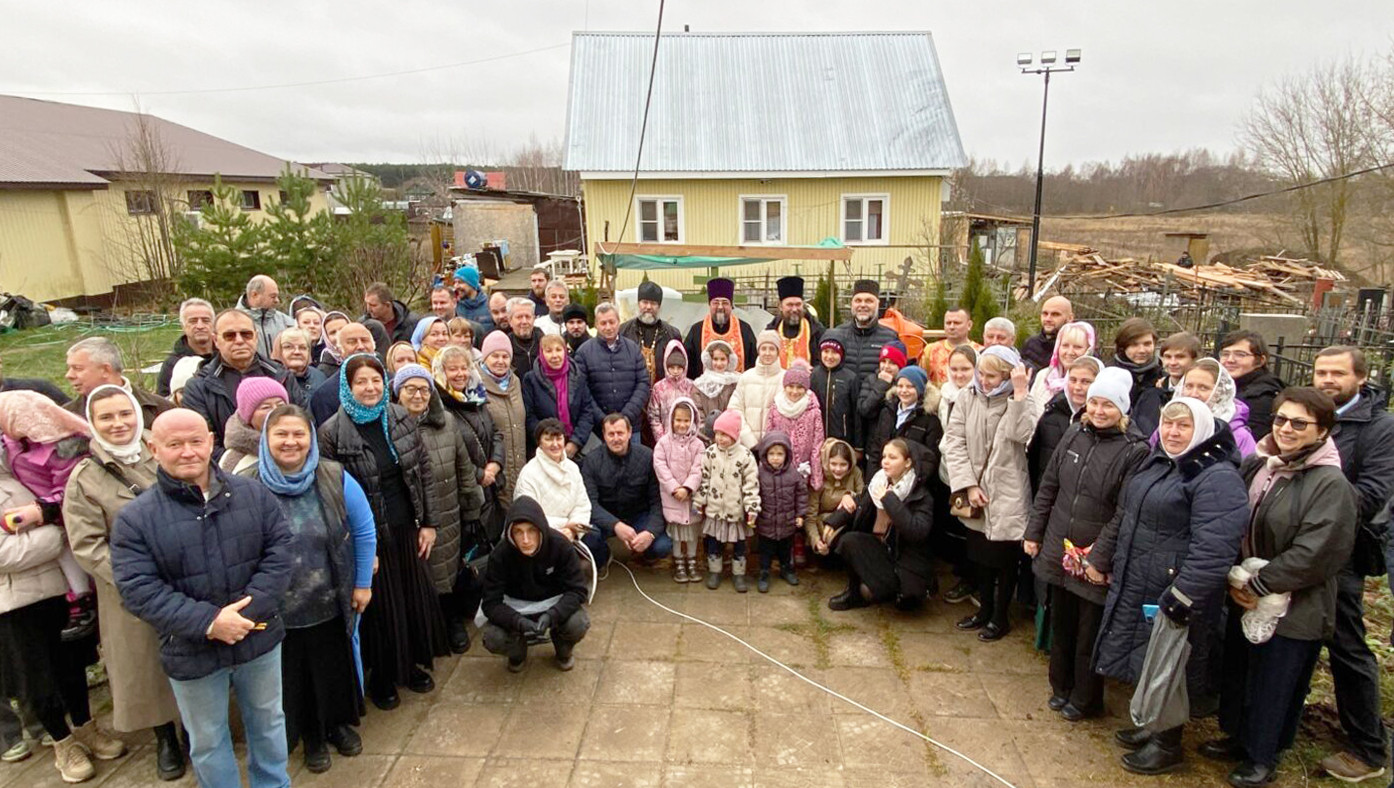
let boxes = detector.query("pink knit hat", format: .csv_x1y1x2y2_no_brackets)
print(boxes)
235,377,289,423
713,410,743,440
480,330,513,360
783,360,811,389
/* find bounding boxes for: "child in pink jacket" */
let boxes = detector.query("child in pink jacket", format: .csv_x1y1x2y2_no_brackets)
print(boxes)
647,340,697,442
764,360,824,492
653,397,705,583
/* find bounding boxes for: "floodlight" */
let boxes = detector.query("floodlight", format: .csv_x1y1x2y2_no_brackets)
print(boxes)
1065,49,1082,64
1017,52,1033,67
1041,50,1057,65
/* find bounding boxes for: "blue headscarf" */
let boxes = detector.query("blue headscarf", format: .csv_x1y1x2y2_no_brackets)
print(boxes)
257,410,320,496
339,353,398,460
975,344,1021,398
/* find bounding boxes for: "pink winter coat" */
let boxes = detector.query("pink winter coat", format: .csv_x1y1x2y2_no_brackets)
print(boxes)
1,435,86,518
647,339,698,441
653,397,705,525
765,390,825,491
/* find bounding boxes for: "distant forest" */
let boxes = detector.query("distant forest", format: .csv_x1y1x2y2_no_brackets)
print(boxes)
952,149,1279,216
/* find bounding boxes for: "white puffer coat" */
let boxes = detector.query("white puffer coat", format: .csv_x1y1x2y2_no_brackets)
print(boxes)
728,358,784,448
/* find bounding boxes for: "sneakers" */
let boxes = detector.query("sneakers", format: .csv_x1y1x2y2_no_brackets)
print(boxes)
52,736,94,783
1,739,31,763
1320,751,1388,783
71,720,126,761
944,580,976,604
61,595,97,643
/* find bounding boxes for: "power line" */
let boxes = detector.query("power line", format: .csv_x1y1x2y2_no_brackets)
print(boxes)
12,42,571,97
602,0,665,254
1043,161,1394,220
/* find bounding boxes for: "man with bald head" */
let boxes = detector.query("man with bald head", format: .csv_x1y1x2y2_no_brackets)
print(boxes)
310,322,376,425
112,409,294,788
1021,296,1074,373
183,310,300,450
489,293,511,337
237,275,294,359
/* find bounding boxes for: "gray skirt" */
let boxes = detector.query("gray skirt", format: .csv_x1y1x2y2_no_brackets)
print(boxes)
701,516,748,543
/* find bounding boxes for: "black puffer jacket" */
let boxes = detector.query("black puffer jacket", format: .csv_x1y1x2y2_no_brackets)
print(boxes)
318,403,430,535
111,467,294,681
1093,423,1249,694
830,441,936,590
416,391,483,593
811,364,858,445
481,496,588,633
1028,391,1079,493
1239,438,1356,640
823,321,899,380
1233,367,1285,440
1025,420,1148,605
1131,378,1176,438
580,442,664,536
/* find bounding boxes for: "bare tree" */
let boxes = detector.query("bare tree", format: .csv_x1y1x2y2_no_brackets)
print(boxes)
1239,56,1384,270
506,134,577,195
103,101,187,308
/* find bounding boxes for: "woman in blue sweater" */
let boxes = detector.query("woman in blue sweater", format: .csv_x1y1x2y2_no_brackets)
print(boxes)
246,404,376,775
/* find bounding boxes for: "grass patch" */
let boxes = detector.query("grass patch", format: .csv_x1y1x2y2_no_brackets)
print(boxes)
876,617,944,774
770,582,858,669
0,320,183,394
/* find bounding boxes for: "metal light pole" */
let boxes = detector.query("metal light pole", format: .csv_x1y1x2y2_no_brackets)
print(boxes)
1019,49,1080,299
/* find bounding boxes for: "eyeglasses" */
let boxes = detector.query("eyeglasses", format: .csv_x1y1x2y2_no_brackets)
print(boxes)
1272,414,1314,431
400,384,431,398
220,330,255,342
1219,350,1254,361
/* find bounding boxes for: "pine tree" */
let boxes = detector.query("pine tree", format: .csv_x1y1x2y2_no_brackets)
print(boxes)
175,175,264,304
263,166,335,295
812,263,836,327
925,274,949,330
959,240,997,342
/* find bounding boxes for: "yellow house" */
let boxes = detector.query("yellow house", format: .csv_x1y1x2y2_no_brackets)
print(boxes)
564,31,966,294
0,95,332,304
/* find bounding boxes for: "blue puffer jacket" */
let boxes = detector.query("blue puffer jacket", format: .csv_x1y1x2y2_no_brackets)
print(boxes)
521,356,604,455
111,466,294,681
1091,421,1248,696
573,335,651,435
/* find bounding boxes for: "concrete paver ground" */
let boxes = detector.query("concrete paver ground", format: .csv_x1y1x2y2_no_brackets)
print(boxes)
0,567,1333,787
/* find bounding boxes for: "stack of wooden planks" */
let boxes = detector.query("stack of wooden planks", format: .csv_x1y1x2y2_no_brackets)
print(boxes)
1035,252,1341,305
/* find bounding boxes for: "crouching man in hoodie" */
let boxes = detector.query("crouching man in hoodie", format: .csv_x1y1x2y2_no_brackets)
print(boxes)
480,496,591,672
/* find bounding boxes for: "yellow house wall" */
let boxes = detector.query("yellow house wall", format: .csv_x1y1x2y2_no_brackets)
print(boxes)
0,180,331,302
581,176,943,294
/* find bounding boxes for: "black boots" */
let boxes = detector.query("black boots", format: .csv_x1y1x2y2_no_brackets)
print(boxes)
1121,726,1185,775
554,638,576,671
153,722,186,781
407,666,434,694
326,724,362,757
1115,726,1152,749
447,617,471,654
1227,761,1276,787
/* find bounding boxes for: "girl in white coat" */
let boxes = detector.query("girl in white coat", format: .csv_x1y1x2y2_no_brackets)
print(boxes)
728,330,785,448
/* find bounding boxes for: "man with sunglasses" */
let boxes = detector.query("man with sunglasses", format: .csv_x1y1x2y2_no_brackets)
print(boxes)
182,310,303,452
1309,346,1394,784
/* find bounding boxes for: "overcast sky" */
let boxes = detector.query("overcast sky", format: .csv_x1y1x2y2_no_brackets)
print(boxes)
4,1,1392,169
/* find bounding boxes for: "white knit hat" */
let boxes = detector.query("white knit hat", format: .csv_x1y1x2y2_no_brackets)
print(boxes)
1087,366,1133,415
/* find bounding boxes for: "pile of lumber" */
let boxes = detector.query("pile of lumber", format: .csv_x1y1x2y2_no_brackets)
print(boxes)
1036,252,1341,305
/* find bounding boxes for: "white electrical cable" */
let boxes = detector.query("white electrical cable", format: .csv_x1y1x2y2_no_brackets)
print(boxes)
612,561,1019,788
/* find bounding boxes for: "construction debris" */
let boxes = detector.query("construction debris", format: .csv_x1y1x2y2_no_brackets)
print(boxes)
1031,252,1343,306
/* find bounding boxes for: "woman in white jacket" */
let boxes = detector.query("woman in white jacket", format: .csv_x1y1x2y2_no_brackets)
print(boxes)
942,344,1036,642
512,418,590,540
728,330,785,448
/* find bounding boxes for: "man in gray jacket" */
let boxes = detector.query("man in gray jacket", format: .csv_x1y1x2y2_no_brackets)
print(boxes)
236,275,294,359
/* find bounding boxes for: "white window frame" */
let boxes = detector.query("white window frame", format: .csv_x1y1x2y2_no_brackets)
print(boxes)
841,193,890,245
737,194,787,245
634,195,684,244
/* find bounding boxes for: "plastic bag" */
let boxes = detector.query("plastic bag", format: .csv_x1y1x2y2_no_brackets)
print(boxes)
1129,614,1191,732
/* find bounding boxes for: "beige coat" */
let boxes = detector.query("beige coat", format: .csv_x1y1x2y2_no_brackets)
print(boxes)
0,451,68,615
481,371,527,503
942,387,1035,542
62,442,180,732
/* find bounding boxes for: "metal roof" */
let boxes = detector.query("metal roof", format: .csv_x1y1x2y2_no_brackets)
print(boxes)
0,95,331,189
564,31,967,175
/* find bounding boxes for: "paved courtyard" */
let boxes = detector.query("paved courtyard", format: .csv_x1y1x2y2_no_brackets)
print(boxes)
0,566,1332,787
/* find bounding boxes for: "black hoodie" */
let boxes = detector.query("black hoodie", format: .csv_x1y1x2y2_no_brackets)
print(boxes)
481,496,588,633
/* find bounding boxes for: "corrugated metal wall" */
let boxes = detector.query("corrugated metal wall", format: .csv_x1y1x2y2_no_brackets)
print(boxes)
582,175,943,292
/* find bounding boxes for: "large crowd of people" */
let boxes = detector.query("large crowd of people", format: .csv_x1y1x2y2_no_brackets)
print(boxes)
0,266,1388,788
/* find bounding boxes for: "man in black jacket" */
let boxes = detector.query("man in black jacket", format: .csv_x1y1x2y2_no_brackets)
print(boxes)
481,496,590,672
157,298,216,397
1312,346,1394,783
1021,296,1073,373
580,414,671,566
112,409,294,788
1221,329,1285,440
821,279,898,381
361,282,420,345
183,310,300,450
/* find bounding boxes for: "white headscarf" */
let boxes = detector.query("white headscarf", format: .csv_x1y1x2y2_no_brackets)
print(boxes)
1191,358,1238,421
974,344,1020,398
1160,396,1215,459
85,384,145,465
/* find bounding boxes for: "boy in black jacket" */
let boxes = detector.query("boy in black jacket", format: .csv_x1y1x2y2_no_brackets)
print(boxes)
811,338,859,446
481,496,590,672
